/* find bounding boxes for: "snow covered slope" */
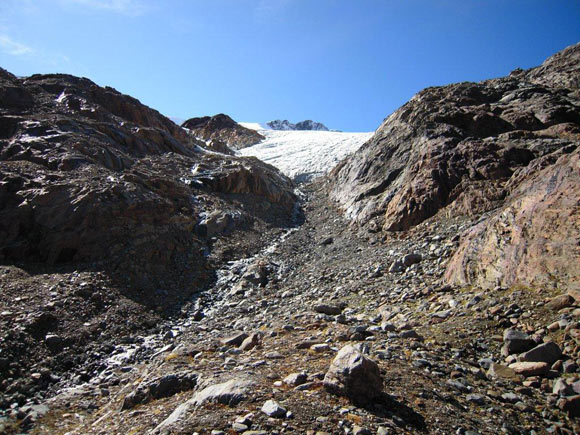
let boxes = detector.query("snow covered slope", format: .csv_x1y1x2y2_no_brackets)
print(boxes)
238,123,372,183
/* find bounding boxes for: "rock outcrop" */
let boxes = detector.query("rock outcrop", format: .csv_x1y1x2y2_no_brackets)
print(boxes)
181,113,264,150
0,71,296,291
330,42,580,289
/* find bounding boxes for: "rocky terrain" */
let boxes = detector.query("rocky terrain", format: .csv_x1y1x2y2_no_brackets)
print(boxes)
0,68,298,431
330,42,580,291
267,120,330,132
1,42,580,435
181,114,265,151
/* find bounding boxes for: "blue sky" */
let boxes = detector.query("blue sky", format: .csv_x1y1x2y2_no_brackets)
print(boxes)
1,1,579,132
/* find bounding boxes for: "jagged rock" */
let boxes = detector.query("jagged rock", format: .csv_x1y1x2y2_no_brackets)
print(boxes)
191,378,254,406
267,119,329,131
323,344,383,405
502,329,535,356
553,378,575,396
182,114,264,150
558,395,580,417
517,342,562,365
239,333,261,351
220,332,249,347
283,372,308,387
261,399,287,418
121,372,198,410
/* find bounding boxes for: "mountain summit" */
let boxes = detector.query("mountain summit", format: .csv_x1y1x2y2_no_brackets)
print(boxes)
267,119,329,131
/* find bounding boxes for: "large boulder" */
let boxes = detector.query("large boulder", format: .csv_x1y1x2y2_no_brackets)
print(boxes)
323,345,383,405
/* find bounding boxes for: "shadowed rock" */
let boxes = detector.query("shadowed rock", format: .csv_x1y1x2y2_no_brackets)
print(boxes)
323,344,383,405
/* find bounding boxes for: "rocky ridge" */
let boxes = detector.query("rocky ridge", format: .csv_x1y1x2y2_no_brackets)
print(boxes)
267,119,330,131
181,114,265,151
330,42,580,291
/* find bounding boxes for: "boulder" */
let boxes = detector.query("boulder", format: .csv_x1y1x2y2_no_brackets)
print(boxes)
546,294,575,311
517,341,562,365
261,399,287,418
313,303,343,316
502,329,535,356
323,344,383,405
121,372,198,410
508,361,550,377
220,332,249,347
191,378,255,407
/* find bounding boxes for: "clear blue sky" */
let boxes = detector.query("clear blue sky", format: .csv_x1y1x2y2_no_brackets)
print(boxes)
1,0,579,131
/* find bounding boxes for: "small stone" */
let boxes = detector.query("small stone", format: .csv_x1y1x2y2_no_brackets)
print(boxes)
352,425,372,435
402,253,422,267
446,379,470,393
261,399,287,418
239,333,261,351
283,373,307,387
546,294,575,311
500,392,520,403
313,304,343,316
44,334,63,351
487,363,519,382
265,351,284,359
232,422,249,432
399,329,423,340
311,343,330,352
508,361,550,377
220,332,249,347
553,378,575,396
558,395,580,417
563,360,578,373
466,394,486,405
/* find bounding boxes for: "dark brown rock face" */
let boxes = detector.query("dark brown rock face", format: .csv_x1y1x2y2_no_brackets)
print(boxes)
182,113,264,150
330,43,580,289
0,70,296,303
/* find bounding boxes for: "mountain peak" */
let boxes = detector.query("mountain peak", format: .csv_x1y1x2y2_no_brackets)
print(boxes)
267,119,329,131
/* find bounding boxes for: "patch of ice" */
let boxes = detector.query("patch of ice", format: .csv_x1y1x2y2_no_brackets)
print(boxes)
238,129,372,182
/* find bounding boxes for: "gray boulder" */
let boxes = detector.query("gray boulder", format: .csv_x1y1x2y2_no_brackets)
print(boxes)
517,341,562,365
323,344,383,405
502,329,535,356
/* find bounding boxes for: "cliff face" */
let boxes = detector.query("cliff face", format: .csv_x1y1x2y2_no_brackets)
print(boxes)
0,70,296,302
181,113,264,150
330,43,580,289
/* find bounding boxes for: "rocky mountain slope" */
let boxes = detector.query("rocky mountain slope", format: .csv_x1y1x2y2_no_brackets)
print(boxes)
2,43,580,435
267,119,330,131
331,42,580,291
0,67,297,425
181,114,265,151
